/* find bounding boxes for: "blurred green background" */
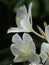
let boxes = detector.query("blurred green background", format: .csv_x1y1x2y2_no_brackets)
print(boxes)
0,0,49,65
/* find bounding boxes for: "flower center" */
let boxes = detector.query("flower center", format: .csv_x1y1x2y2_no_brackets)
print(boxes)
21,44,31,57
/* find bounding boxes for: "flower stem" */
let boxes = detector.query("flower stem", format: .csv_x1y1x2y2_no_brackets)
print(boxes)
32,29,46,39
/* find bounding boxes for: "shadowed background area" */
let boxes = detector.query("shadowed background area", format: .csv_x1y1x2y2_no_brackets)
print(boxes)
0,2,16,50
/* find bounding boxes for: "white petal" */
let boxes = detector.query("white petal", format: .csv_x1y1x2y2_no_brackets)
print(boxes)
45,25,49,42
39,52,48,63
29,53,40,63
16,5,27,27
45,59,49,65
41,42,49,53
29,63,42,65
20,19,32,30
12,33,22,44
40,42,49,63
28,2,33,26
10,44,25,56
23,33,36,53
7,27,30,33
13,55,24,62
28,2,32,14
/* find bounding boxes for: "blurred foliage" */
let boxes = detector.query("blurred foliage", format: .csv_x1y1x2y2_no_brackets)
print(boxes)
0,57,12,65
0,0,17,7
0,48,14,65
26,0,39,17
0,0,49,17
44,0,49,15
13,0,25,12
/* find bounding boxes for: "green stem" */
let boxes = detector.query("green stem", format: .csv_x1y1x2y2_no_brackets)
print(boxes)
32,29,46,39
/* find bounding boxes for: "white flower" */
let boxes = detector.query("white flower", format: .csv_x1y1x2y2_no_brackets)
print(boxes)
39,25,49,63
29,62,43,65
10,33,40,62
7,2,44,39
7,2,33,33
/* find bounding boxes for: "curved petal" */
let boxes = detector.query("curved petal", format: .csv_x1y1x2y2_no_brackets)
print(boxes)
45,59,49,65
12,33,22,44
40,42,49,63
29,53,40,63
45,25,49,42
28,2,33,26
13,55,24,62
7,27,30,33
28,2,32,15
20,19,32,30
39,52,48,63
16,5,27,27
10,44,25,56
41,42,49,53
23,33,36,53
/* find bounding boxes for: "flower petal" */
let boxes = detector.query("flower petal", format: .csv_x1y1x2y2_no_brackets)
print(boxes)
12,33,22,44
28,2,32,15
16,5,27,27
10,44,25,56
28,2,33,26
29,53,40,63
20,19,32,30
39,52,48,63
13,55,24,62
41,42,49,53
45,25,49,42
7,27,30,33
40,42,49,63
23,33,36,53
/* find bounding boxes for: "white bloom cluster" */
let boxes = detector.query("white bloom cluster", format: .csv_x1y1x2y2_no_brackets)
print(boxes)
7,2,49,65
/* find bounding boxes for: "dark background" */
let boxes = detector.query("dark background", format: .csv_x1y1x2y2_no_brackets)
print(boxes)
0,1,16,50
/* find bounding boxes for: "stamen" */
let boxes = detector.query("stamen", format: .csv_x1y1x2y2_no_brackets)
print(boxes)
21,44,31,57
